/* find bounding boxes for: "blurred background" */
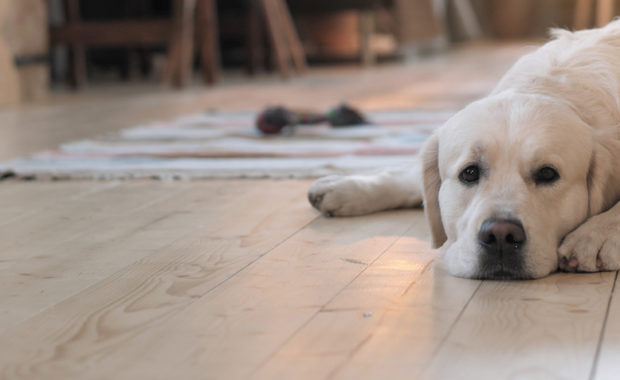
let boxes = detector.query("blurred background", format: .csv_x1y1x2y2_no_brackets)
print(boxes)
0,0,615,107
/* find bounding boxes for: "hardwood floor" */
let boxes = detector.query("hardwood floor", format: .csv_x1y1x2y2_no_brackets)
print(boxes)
2,41,618,379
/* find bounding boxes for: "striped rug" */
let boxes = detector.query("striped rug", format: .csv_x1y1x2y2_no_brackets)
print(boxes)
0,109,452,180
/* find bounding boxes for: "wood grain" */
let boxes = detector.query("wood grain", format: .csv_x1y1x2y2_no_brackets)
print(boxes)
105,210,418,380
420,272,616,380
0,208,412,379
591,272,619,380
0,181,113,226
0,180,314,335
0,179,316,378
254,217,481,379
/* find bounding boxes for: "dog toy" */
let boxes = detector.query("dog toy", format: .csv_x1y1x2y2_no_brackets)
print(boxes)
256,103,367,134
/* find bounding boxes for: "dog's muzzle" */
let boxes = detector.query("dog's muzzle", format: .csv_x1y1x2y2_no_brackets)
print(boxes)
476,218,528,279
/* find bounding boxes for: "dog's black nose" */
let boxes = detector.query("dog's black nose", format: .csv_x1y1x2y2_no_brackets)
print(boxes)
478,218,526,256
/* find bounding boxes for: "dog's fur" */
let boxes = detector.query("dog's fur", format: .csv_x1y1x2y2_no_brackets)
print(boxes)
308,21,620,280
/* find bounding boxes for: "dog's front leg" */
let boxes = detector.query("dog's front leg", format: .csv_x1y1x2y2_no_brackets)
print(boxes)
307,160,423,217
558,201,620,272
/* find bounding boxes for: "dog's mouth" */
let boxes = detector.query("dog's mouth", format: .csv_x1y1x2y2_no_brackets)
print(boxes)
474,263,532,280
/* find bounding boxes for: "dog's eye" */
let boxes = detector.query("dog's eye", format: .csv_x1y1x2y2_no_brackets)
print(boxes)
534,166,560,185
459,165,480,185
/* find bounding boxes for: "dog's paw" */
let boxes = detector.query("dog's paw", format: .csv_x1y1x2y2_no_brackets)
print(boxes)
558,214,620,272
307,175,380,217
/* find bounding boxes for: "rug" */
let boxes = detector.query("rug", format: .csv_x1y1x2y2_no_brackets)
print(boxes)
0,109,453,180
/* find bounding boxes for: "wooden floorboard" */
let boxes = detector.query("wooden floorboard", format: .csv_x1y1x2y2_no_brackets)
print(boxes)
106,211,418,380
591,272,620,380
2,41,619,379
0,181,188,332
0,181,116,227
0,182,175,254
253,216,481,379
0,180,313,334
421,272,616,380
0,209,413,379
0,180,317,378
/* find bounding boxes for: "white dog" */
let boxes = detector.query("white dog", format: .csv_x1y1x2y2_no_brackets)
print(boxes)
308,21,620,280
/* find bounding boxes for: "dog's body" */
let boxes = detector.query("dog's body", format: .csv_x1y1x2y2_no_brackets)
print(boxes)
308,21,620,279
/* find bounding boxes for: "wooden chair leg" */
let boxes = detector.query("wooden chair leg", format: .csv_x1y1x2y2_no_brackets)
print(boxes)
63,0,86,88
359,10,375,67
196,0,220,84
575,0,593,29
452,0,483,39
0,5,20,105
167,0,196,88
274,0,306,73
259,0,290,78
246,1,264,75
596,0,614,27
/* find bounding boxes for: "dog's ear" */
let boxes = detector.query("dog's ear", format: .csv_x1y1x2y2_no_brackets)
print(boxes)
421,133,447,248
587,138,614,216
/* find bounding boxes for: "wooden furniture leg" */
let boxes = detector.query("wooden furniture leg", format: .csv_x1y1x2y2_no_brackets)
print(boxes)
196,0,219,84
359,10,374,67
596,0,614,27
0,0,20,105
246,1,264,75
574,0,593,29
453,0,483,39
274,0,306,73
63,0,86,88
260,0,290,78
166,0,196,88
52,0,201,89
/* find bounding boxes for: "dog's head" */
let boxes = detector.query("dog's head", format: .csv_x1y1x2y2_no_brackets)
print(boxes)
421,92,614,279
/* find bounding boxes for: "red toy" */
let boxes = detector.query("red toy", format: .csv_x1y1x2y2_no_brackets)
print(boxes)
256,103,368,134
